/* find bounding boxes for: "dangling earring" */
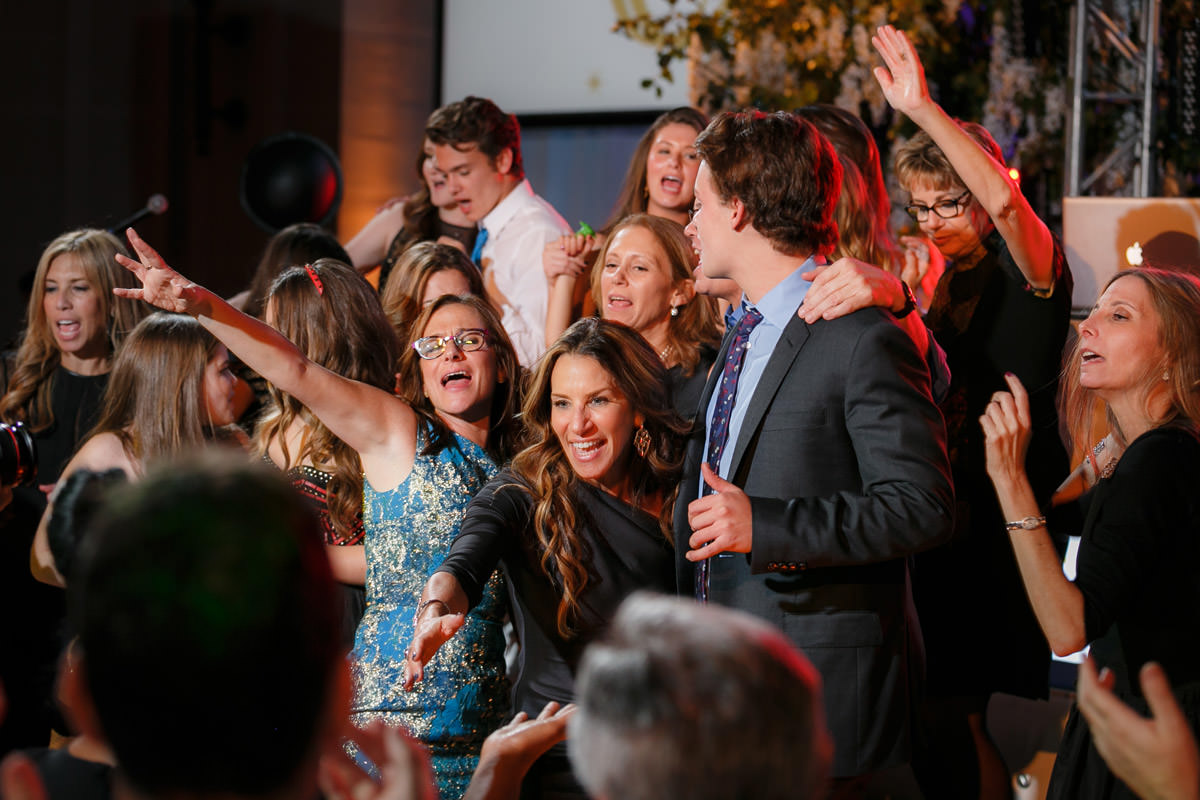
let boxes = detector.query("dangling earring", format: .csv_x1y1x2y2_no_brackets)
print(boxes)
670,305,679,317
634,426,651,458
1163,370,1170,382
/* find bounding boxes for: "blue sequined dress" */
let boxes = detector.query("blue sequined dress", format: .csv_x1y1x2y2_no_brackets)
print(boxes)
350,425,509,799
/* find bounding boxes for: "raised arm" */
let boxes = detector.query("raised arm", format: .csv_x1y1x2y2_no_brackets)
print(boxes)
114,229,417,486
872,26,1055,289
981,374,1086,656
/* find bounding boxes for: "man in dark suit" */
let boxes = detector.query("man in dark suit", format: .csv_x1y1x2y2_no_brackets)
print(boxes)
677,110,954,793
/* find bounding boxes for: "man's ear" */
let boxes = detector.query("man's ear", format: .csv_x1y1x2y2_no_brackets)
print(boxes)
729,197,748,231
494,148,514,177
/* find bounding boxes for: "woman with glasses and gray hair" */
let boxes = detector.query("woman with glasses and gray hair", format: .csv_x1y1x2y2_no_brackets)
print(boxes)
113,229,522,800
873,26,1074,800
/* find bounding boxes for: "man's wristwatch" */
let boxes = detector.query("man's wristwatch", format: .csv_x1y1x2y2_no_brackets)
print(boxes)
894,282,918,319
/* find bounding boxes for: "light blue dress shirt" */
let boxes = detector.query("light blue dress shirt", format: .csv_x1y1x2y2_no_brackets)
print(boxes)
700,258,818,495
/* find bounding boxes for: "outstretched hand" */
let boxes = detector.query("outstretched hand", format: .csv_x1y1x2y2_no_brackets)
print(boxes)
871,25,932,119
1077,659,1200,800
401,612,466,690
464,702,577,800
980,373,1033,488
113,228,208,315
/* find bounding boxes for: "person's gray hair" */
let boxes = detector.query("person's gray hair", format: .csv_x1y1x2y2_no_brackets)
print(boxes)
568,592,831,800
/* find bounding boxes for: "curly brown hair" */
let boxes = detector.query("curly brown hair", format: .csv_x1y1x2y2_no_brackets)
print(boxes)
509,317,689,637
253,259,399,542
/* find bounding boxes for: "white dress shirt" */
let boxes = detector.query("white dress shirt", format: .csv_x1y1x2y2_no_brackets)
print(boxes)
479,179,569,366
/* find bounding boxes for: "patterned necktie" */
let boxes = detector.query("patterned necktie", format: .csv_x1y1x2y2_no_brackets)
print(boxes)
696,305,763,601
470,226,489,268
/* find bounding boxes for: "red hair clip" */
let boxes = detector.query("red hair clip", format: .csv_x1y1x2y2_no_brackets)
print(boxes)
304,264,324,295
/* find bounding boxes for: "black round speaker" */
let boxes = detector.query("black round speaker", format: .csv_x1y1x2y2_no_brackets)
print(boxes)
240,132,343,232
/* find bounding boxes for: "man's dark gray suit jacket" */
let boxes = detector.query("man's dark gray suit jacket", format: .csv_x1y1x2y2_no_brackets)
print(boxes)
674,304,954,778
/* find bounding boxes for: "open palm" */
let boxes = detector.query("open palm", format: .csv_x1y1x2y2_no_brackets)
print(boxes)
113,228,205,315
871,25,931,117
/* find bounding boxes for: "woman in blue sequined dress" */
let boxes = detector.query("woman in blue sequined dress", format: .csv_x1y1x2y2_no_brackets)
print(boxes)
114,229,524,799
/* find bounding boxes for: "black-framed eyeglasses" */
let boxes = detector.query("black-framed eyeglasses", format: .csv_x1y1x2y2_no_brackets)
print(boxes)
412,328,490,360
905,190,971,222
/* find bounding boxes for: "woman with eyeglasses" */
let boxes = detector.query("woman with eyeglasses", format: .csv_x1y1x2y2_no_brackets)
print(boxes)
113,229,522,800
868,26,1076,800
404,317,688,799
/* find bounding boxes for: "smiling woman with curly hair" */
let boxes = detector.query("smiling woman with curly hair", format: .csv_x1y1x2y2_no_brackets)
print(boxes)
406,317,689,799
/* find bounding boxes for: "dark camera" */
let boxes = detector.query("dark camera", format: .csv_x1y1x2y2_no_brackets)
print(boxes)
0,421,38,488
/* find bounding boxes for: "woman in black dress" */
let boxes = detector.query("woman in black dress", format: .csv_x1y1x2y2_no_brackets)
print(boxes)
404,317,689,798
0,229,145,754
982,266,1200,799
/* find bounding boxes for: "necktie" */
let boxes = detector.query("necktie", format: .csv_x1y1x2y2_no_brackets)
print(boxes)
695,305,763,602
470,227,489,269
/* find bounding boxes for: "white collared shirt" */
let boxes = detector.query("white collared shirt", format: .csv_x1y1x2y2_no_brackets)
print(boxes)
479,179,569,366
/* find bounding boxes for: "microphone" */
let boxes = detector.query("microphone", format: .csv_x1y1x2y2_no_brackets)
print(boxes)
108,194,169,233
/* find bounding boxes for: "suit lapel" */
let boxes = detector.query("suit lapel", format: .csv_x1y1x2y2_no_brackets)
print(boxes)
727,314,811,479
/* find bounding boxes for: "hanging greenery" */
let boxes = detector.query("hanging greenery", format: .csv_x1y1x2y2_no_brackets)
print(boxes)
614,2,1067,170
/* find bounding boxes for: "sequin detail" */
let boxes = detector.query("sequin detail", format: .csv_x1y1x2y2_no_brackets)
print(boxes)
349,426,509,799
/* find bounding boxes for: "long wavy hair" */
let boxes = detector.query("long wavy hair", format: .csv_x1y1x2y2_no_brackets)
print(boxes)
2,229,147,430
509,317,689,637
590,214,720,376
795,105,903,272
394,294,524,464
253,259,400,542
88,313,227,470
380,241,487,343
1061,267,1200,451
606,107,709,231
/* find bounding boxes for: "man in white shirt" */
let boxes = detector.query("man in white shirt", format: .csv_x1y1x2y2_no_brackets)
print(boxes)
426,96,569,366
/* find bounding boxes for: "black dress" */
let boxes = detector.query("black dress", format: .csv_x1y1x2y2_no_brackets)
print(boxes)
915,230,1074,700
437,469,675,799
667,343,718,422
1047,425,1200,799
1,367,107,754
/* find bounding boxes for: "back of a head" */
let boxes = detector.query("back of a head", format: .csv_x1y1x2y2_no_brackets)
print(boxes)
695,110,841,257
245,223,351,319
46,467,128,583
568,593,831,800
425,96,524,181
70,453,341,797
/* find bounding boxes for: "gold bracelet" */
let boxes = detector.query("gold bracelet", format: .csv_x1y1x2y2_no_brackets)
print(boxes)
1005,515,1046,531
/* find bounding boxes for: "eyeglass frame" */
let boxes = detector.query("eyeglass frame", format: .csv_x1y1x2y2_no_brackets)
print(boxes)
411,328,491,360
904,189,972,222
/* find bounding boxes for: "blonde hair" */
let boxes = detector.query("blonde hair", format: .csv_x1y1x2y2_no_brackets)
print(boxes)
1061,268,1200,450
2,229,147,430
